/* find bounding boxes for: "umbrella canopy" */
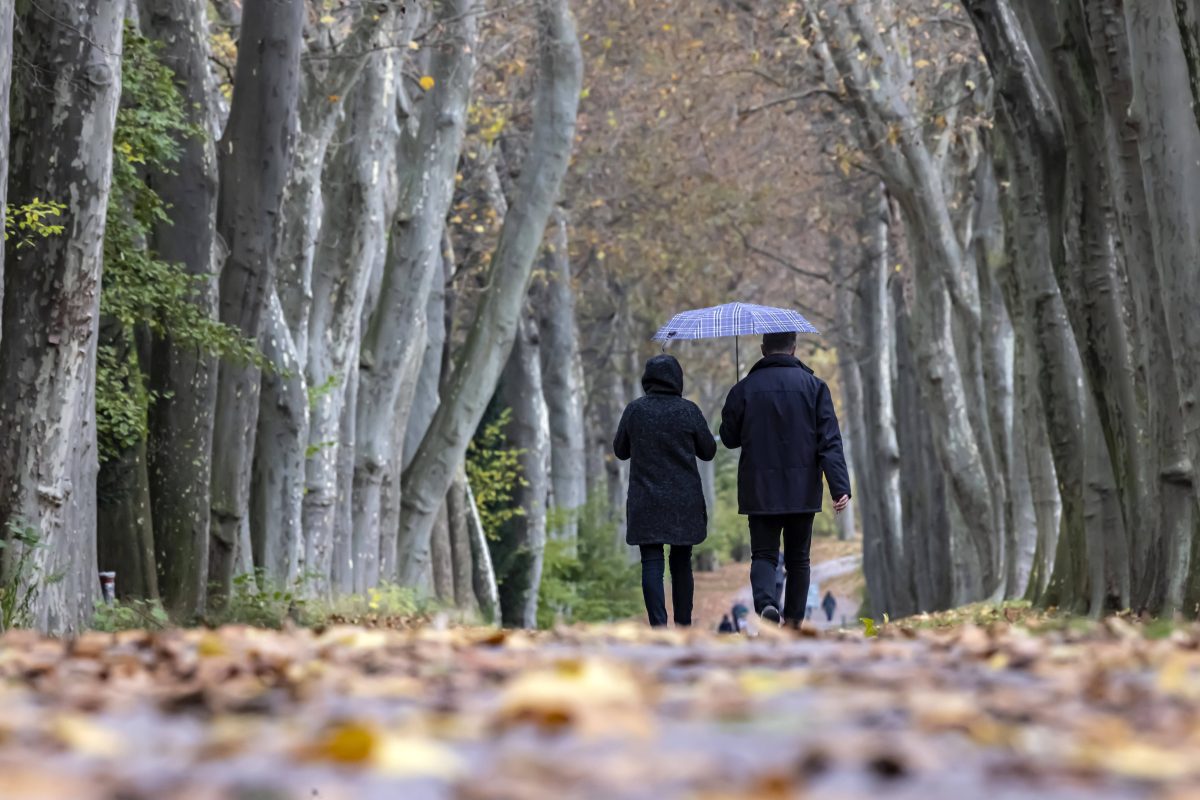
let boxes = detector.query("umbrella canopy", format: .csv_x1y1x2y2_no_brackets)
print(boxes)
652,302,819,342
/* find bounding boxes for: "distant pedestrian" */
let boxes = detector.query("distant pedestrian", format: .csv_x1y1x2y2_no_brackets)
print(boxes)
720,331,851,628
822,591,837,622
614,355,717,628
717,615,735,634
731,602,749,633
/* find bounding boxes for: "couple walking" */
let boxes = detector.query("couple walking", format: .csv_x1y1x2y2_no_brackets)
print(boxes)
613,331,851,628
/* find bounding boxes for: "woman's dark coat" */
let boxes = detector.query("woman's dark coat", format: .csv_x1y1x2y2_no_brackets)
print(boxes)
719,354,851,515
613,355,718,546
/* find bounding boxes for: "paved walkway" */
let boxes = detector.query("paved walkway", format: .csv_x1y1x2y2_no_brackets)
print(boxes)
730,554,863,631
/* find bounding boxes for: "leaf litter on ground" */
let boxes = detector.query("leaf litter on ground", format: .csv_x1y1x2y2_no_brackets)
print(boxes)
0,615,1199,798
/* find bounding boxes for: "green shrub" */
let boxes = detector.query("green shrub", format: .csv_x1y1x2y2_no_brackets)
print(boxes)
537,495,642,627
465,407,526,541
305,583,429,626
91,599,170,632
0,519,56,631
207,570,310,629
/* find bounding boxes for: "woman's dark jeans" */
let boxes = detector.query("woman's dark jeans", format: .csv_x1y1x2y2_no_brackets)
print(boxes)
639,544,693,627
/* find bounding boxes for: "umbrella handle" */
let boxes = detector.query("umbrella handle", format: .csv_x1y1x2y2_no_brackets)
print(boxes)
734,335,739,384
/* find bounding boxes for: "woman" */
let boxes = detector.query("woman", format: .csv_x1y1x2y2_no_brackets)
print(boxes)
613,354,717,627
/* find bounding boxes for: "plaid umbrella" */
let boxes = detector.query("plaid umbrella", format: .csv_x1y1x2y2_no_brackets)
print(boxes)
652,302,819,381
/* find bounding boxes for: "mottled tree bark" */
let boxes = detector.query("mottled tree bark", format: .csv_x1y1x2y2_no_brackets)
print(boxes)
395,0,583,588
446,470,478,611
139,0,221,618
302,52,398,591
250,291,306,585
496,314,551,628
1122,1,1200,613
209,0,304,602
892,278,953,612
537,208,588,543
810,2,1001,601
353,0,478,580
0,0,126,631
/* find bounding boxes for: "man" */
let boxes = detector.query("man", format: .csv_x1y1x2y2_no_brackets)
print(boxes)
719,331,851,627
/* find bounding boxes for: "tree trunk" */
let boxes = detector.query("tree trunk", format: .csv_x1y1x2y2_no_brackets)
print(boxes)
537,207,588,543
208,0,304,603
811,2,1001,601
465,474,500,623
893,277,953,612
446,469,479,611
1083,0,1189,612
856,188,910,614
1122,1,1200,613
496,314,551,628
139,0,221,618
250,291,306,586
395,0,583,588
97,438,159,602
0,0,126,632
353,0,479,577
430,504,455,604
0,0,13,328
303,51,397,592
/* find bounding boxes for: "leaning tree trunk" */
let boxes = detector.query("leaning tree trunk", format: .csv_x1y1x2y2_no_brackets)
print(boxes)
497,314,552,628
810,1,1000,601
395,0,583,588
208,0,304,602
391,250,448,585
537,207,588,543
0,0,125,632
251,4,409,593
139,0,221,618
353,0,478,582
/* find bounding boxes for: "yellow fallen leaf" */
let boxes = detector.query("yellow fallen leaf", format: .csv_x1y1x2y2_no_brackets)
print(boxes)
197,632,228,657
1096,742,1197,780
309,720,377,764
52,714,125,758
495,659,650,737
374,735,465,778
419,75,436,91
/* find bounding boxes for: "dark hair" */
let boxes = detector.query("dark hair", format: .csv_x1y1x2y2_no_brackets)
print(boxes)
762,331,797,353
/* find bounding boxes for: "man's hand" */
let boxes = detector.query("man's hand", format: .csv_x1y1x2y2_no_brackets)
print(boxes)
833,495,851,515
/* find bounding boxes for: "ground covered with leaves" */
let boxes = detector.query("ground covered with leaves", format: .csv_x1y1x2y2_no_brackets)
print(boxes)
1,614,1199,799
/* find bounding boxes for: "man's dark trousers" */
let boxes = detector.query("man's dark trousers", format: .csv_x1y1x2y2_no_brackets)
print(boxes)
749,513,814,622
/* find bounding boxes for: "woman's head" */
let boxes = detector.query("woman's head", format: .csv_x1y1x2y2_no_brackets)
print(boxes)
642,354,684,396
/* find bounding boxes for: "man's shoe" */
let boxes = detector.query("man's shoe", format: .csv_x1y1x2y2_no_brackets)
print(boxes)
761,605,782,625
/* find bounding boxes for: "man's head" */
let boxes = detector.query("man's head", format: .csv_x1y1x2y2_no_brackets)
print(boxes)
761,331,797,357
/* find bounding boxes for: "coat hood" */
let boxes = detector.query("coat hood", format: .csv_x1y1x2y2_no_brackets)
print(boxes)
642,354,684,396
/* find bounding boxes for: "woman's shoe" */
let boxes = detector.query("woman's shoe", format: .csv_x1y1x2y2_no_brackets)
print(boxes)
760,605,782,625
